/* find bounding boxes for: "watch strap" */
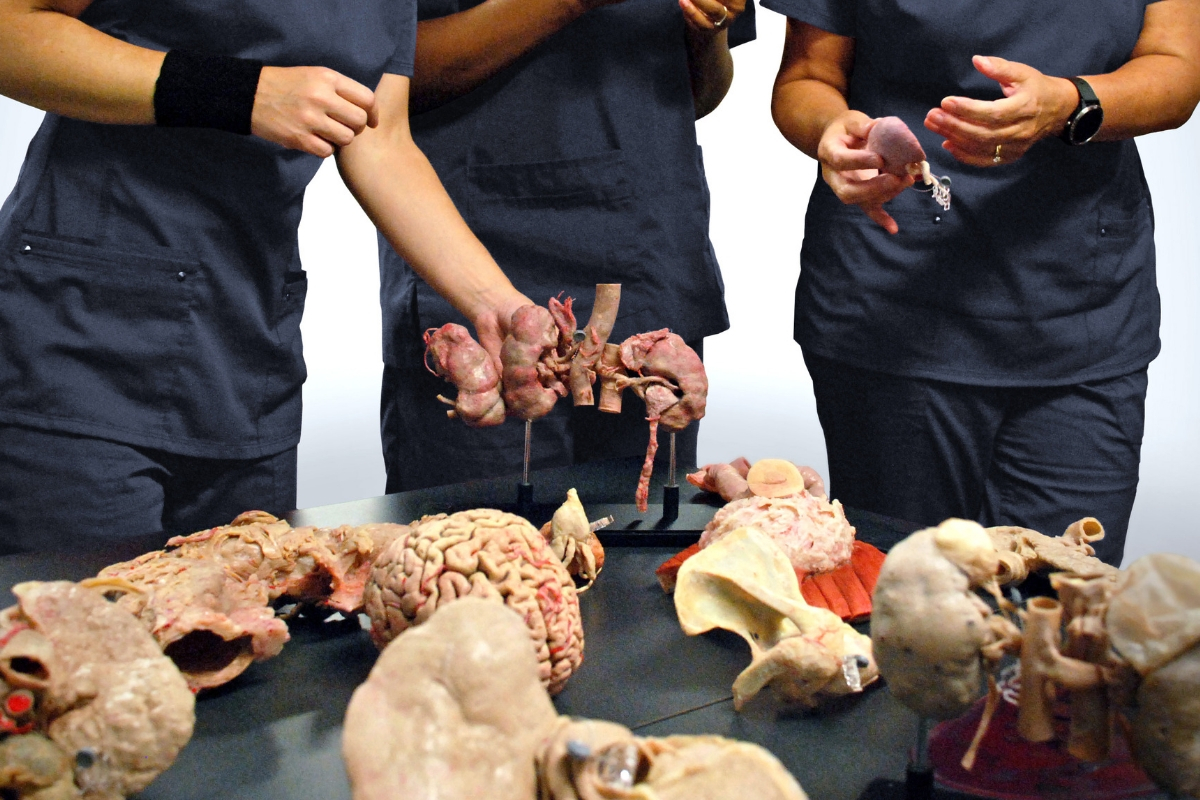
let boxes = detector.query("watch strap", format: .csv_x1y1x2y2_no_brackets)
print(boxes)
1069,76,1100,108
1060,76,1102,145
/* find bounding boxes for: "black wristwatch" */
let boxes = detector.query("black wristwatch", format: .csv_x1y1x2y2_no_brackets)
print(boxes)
1060,76,1104,145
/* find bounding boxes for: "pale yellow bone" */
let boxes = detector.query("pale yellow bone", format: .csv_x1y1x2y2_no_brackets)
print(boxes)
674,527,876,709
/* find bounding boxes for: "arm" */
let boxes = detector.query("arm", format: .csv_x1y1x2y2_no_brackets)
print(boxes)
0,0,379,156
680,0,743,119
925,0,1200,167
411,0,608,114
337,73,531,360
771,20,911,233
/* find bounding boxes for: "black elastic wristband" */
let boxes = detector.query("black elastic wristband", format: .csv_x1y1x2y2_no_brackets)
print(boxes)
154,49,264,135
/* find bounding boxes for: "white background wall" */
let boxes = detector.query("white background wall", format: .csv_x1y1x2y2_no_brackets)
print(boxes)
1,12,1196,565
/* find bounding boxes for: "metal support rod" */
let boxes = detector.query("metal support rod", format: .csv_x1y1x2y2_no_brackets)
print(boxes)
517,419,534,512
914,717,929,770
668,432,677,488
522,419,532,485
904,717,934,800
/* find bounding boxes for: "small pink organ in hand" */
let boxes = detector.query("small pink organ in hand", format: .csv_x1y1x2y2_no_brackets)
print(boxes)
866,116,951,211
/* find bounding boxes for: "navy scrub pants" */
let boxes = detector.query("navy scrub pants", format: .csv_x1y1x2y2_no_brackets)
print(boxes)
803,351,1147,566
380,341,703,493
0,423,297,554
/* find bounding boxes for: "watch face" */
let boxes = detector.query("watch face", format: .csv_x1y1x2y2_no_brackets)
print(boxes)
1073,105,1104,144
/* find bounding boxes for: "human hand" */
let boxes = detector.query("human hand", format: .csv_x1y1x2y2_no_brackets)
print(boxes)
818,110,915,234
251,66,379,158
472,292,536,372
924,55,1078,167
678,0,744,33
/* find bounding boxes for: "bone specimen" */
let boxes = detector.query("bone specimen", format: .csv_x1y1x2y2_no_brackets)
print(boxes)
362,508,584,694
871,520,1021,721
344,597,809,800
866,116,951,210
98,511,407,690
0,581,194,800
538,488,605,589
699,493,855,576
674,527,877,710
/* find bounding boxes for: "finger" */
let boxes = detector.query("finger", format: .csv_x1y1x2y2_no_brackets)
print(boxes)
925,108,1025,147
312,117,358,149
835,171,911,206
825,144,885,172
861,204,900,235
682,0,732,28
297,134,335,159
326,96,371,135
334,77,376,119
843,114,875,140
935,93,1029,127
972,55,1034,91
941,139,1027,168
678,0,714,29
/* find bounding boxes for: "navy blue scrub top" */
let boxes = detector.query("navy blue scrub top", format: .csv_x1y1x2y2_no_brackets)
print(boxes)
0,0,416,459
761,0,1162,387
379,0,756,369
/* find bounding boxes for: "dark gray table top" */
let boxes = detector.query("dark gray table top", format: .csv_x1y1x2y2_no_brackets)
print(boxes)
0,456,941,800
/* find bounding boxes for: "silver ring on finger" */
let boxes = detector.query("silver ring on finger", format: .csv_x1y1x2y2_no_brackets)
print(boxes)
712,5,729,28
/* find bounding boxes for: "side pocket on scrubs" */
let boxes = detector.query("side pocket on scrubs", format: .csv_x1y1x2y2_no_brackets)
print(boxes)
0,232,205,439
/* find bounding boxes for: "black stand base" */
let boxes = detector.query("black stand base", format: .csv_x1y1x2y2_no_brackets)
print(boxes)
905,766,934,800
516,482,533,516
662,485,680,522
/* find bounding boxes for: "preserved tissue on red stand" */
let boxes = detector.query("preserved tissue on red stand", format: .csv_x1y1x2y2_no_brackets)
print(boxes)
929,663,1159,800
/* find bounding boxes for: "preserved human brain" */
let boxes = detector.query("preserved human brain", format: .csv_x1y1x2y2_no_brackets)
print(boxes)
362,508,584,694
0,581,194,800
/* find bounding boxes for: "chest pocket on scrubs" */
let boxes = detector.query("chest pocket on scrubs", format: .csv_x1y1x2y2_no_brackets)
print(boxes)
444,150,645,322
0,233,205,437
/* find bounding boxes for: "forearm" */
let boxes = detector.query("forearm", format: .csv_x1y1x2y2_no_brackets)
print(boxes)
412,0,586,114
0,0,161,123
338,129,524,326
772,78,850,159
685,28,733,119
1081,0,1200,141
771,21,855,158
1087,56,1200,140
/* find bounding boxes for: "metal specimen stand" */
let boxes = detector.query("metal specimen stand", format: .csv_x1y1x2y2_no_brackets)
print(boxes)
517,419,534,515
661,432,680,522
906,717,934,800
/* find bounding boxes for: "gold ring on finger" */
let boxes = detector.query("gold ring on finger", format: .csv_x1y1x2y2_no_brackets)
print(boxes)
993,144,1003,164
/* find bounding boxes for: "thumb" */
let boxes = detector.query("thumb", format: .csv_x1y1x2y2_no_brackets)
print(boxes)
973,55,1033,94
